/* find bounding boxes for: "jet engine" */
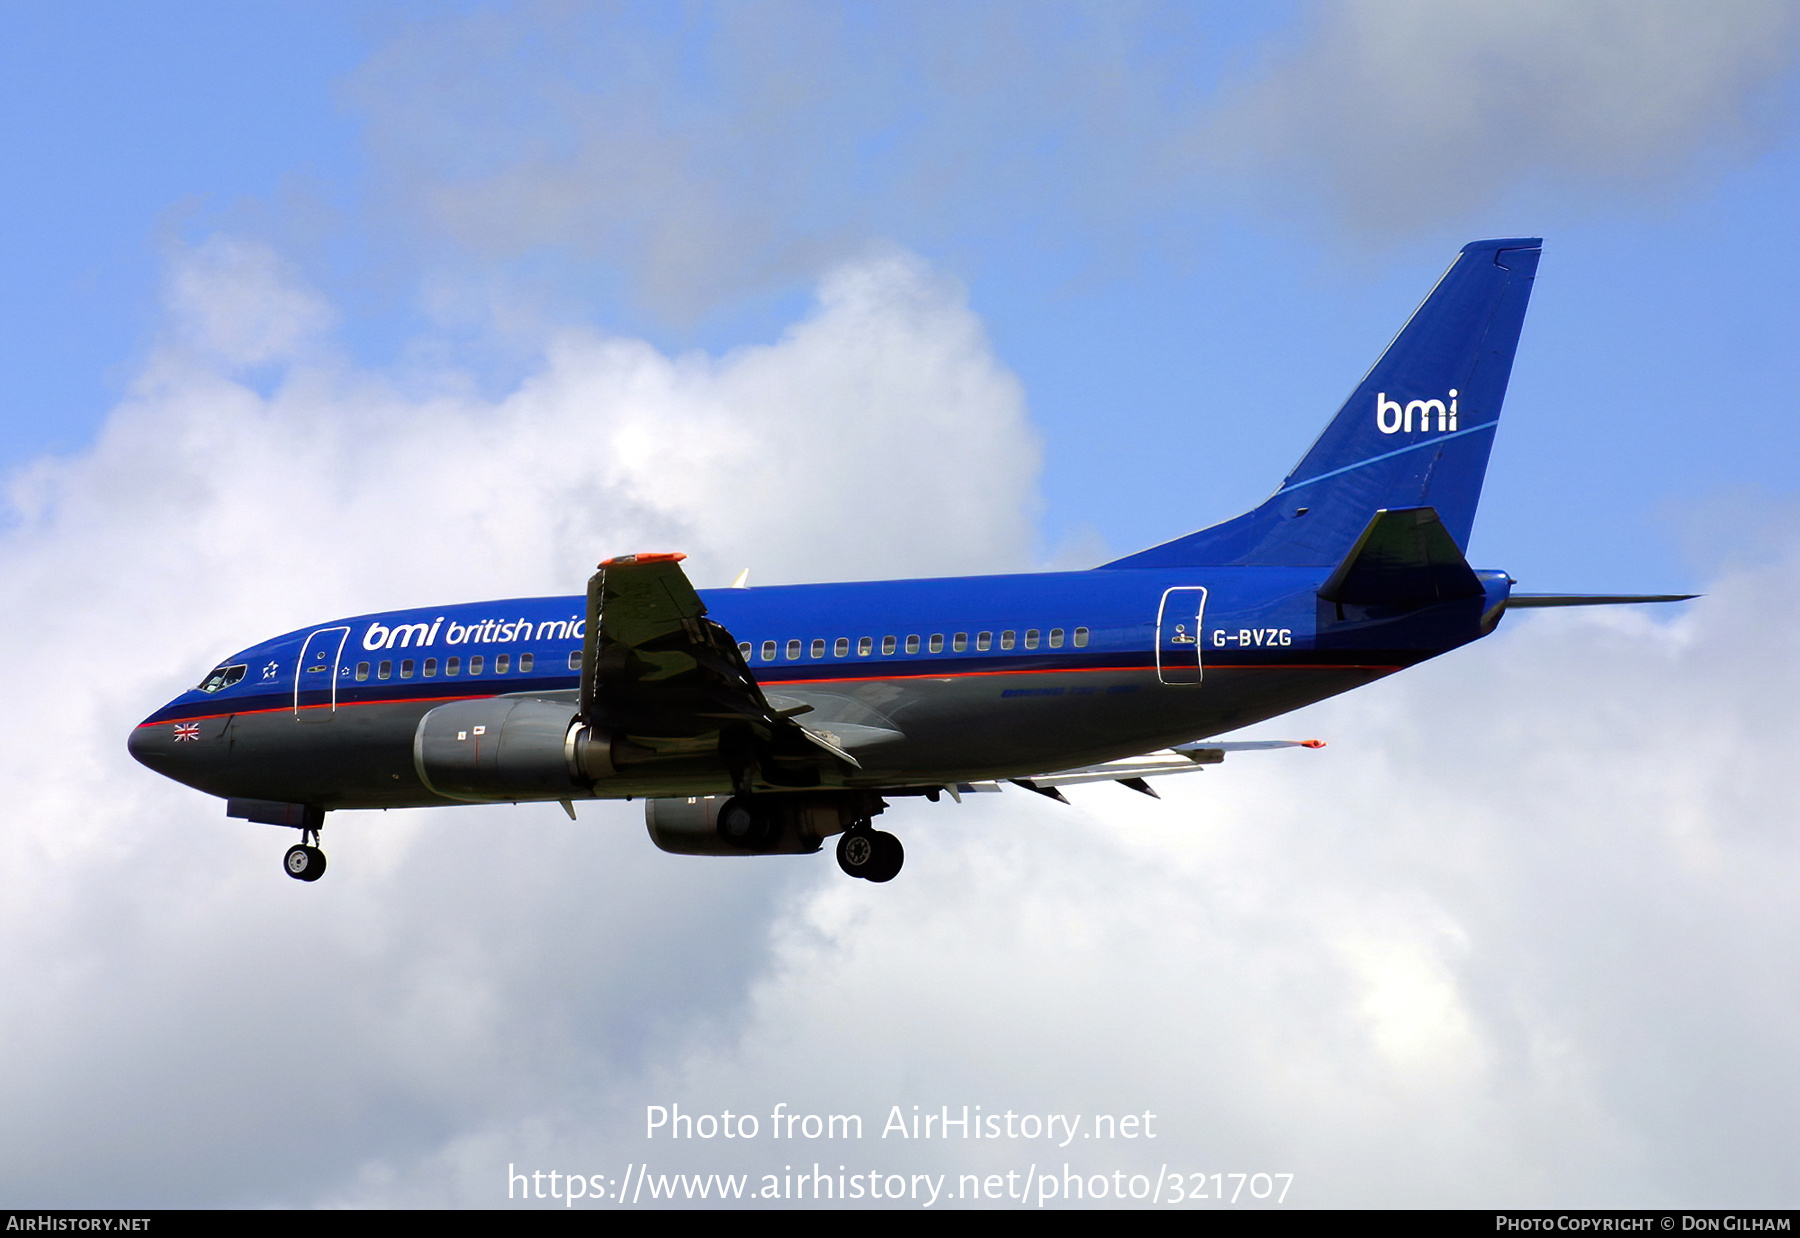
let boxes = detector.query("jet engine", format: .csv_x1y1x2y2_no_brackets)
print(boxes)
645,793,879,856
413,697,613,802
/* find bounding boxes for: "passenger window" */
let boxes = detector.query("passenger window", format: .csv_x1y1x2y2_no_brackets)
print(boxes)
447,657,462,676
378,661,392,680
400,659,415,679
1049,628,1064,648
469,655,484,675
905,635,921,654
566,651,581,671
834,637,849,657
953,632,967,652
1001,630,1016,650
858,637,873,656
882,635,897,655
355,662,370,682
495,654,511,674
761,641,777,662
738,643,752,660
811,638,826,659
519,653,534,673
1073,627,1089,647
929,634,944,653
1024,629,1040,649
423,658,437,677
786,639,802,661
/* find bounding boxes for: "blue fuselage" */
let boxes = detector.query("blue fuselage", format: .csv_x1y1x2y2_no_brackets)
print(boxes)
129,564,1512,809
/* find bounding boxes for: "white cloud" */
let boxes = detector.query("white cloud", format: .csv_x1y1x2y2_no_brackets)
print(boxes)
1207,0,1800,232
164,235,337,368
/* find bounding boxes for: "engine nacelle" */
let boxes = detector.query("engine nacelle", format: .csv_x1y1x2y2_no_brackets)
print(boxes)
414,697,608,802
645,793,877,856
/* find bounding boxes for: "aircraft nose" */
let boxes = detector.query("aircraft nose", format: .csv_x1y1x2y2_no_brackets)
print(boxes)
126,720,158,769
127,707,205,776
127,714,178,773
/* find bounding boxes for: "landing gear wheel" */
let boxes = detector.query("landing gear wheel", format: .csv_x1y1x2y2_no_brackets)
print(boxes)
284,844,326,882
836,828,876,876
837,827,903,882
865,831,903,883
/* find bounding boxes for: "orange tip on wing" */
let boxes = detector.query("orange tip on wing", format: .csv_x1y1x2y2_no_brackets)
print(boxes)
599,552,688,567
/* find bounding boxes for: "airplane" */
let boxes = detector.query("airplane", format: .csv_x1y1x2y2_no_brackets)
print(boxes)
129,238,1692,885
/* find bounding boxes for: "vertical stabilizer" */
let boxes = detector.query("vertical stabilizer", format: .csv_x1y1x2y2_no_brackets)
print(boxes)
1105,238,1541,569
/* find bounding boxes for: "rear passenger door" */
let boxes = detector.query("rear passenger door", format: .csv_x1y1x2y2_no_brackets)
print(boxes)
1154,587,1206,685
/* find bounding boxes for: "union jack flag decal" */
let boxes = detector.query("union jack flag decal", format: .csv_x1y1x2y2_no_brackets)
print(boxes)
173,723,200,742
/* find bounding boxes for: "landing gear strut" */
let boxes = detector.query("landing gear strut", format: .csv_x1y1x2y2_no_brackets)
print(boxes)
283,827,326,882
836,824,903,883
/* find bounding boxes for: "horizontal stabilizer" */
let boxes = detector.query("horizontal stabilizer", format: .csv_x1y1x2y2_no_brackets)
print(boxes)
1318,507,1482,608
1507,593,1698,608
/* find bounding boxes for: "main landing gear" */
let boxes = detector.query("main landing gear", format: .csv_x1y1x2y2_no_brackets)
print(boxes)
283,827,327,882
836,823,903,883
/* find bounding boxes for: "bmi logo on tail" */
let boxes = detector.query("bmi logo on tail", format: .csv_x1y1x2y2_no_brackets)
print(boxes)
1376,391,1458,435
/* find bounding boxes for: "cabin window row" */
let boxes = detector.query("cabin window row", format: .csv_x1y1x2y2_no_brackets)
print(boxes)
735,626,1090,663
354,652,538,681
347,624,1094,681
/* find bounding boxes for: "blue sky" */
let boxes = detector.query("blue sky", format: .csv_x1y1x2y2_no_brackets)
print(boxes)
10,2,1798,589
5,1,1800,1209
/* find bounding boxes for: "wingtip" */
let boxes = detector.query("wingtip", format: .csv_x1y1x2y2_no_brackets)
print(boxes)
1301,739,1326,749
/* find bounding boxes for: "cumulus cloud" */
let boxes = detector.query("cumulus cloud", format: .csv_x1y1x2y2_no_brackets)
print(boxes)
1205,0,1800,232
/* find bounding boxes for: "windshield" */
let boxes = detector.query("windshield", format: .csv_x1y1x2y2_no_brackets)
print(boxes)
197,664,247,694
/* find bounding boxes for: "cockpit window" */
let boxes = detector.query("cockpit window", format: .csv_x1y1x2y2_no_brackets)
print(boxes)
197,664,247,694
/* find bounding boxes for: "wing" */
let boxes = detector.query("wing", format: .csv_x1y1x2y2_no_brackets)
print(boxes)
578,553,855,782
944,739,1326,802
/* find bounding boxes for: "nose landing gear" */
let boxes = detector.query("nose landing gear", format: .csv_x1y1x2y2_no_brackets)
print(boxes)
836,824,903,883
283,827,327,882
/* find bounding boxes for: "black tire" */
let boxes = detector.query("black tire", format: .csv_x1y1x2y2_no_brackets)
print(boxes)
836,827,877,877
284,844,326,882
864,831,904,883
716,797,774,851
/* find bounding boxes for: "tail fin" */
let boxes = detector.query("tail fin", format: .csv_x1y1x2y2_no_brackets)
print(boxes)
1104,238,1541,569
